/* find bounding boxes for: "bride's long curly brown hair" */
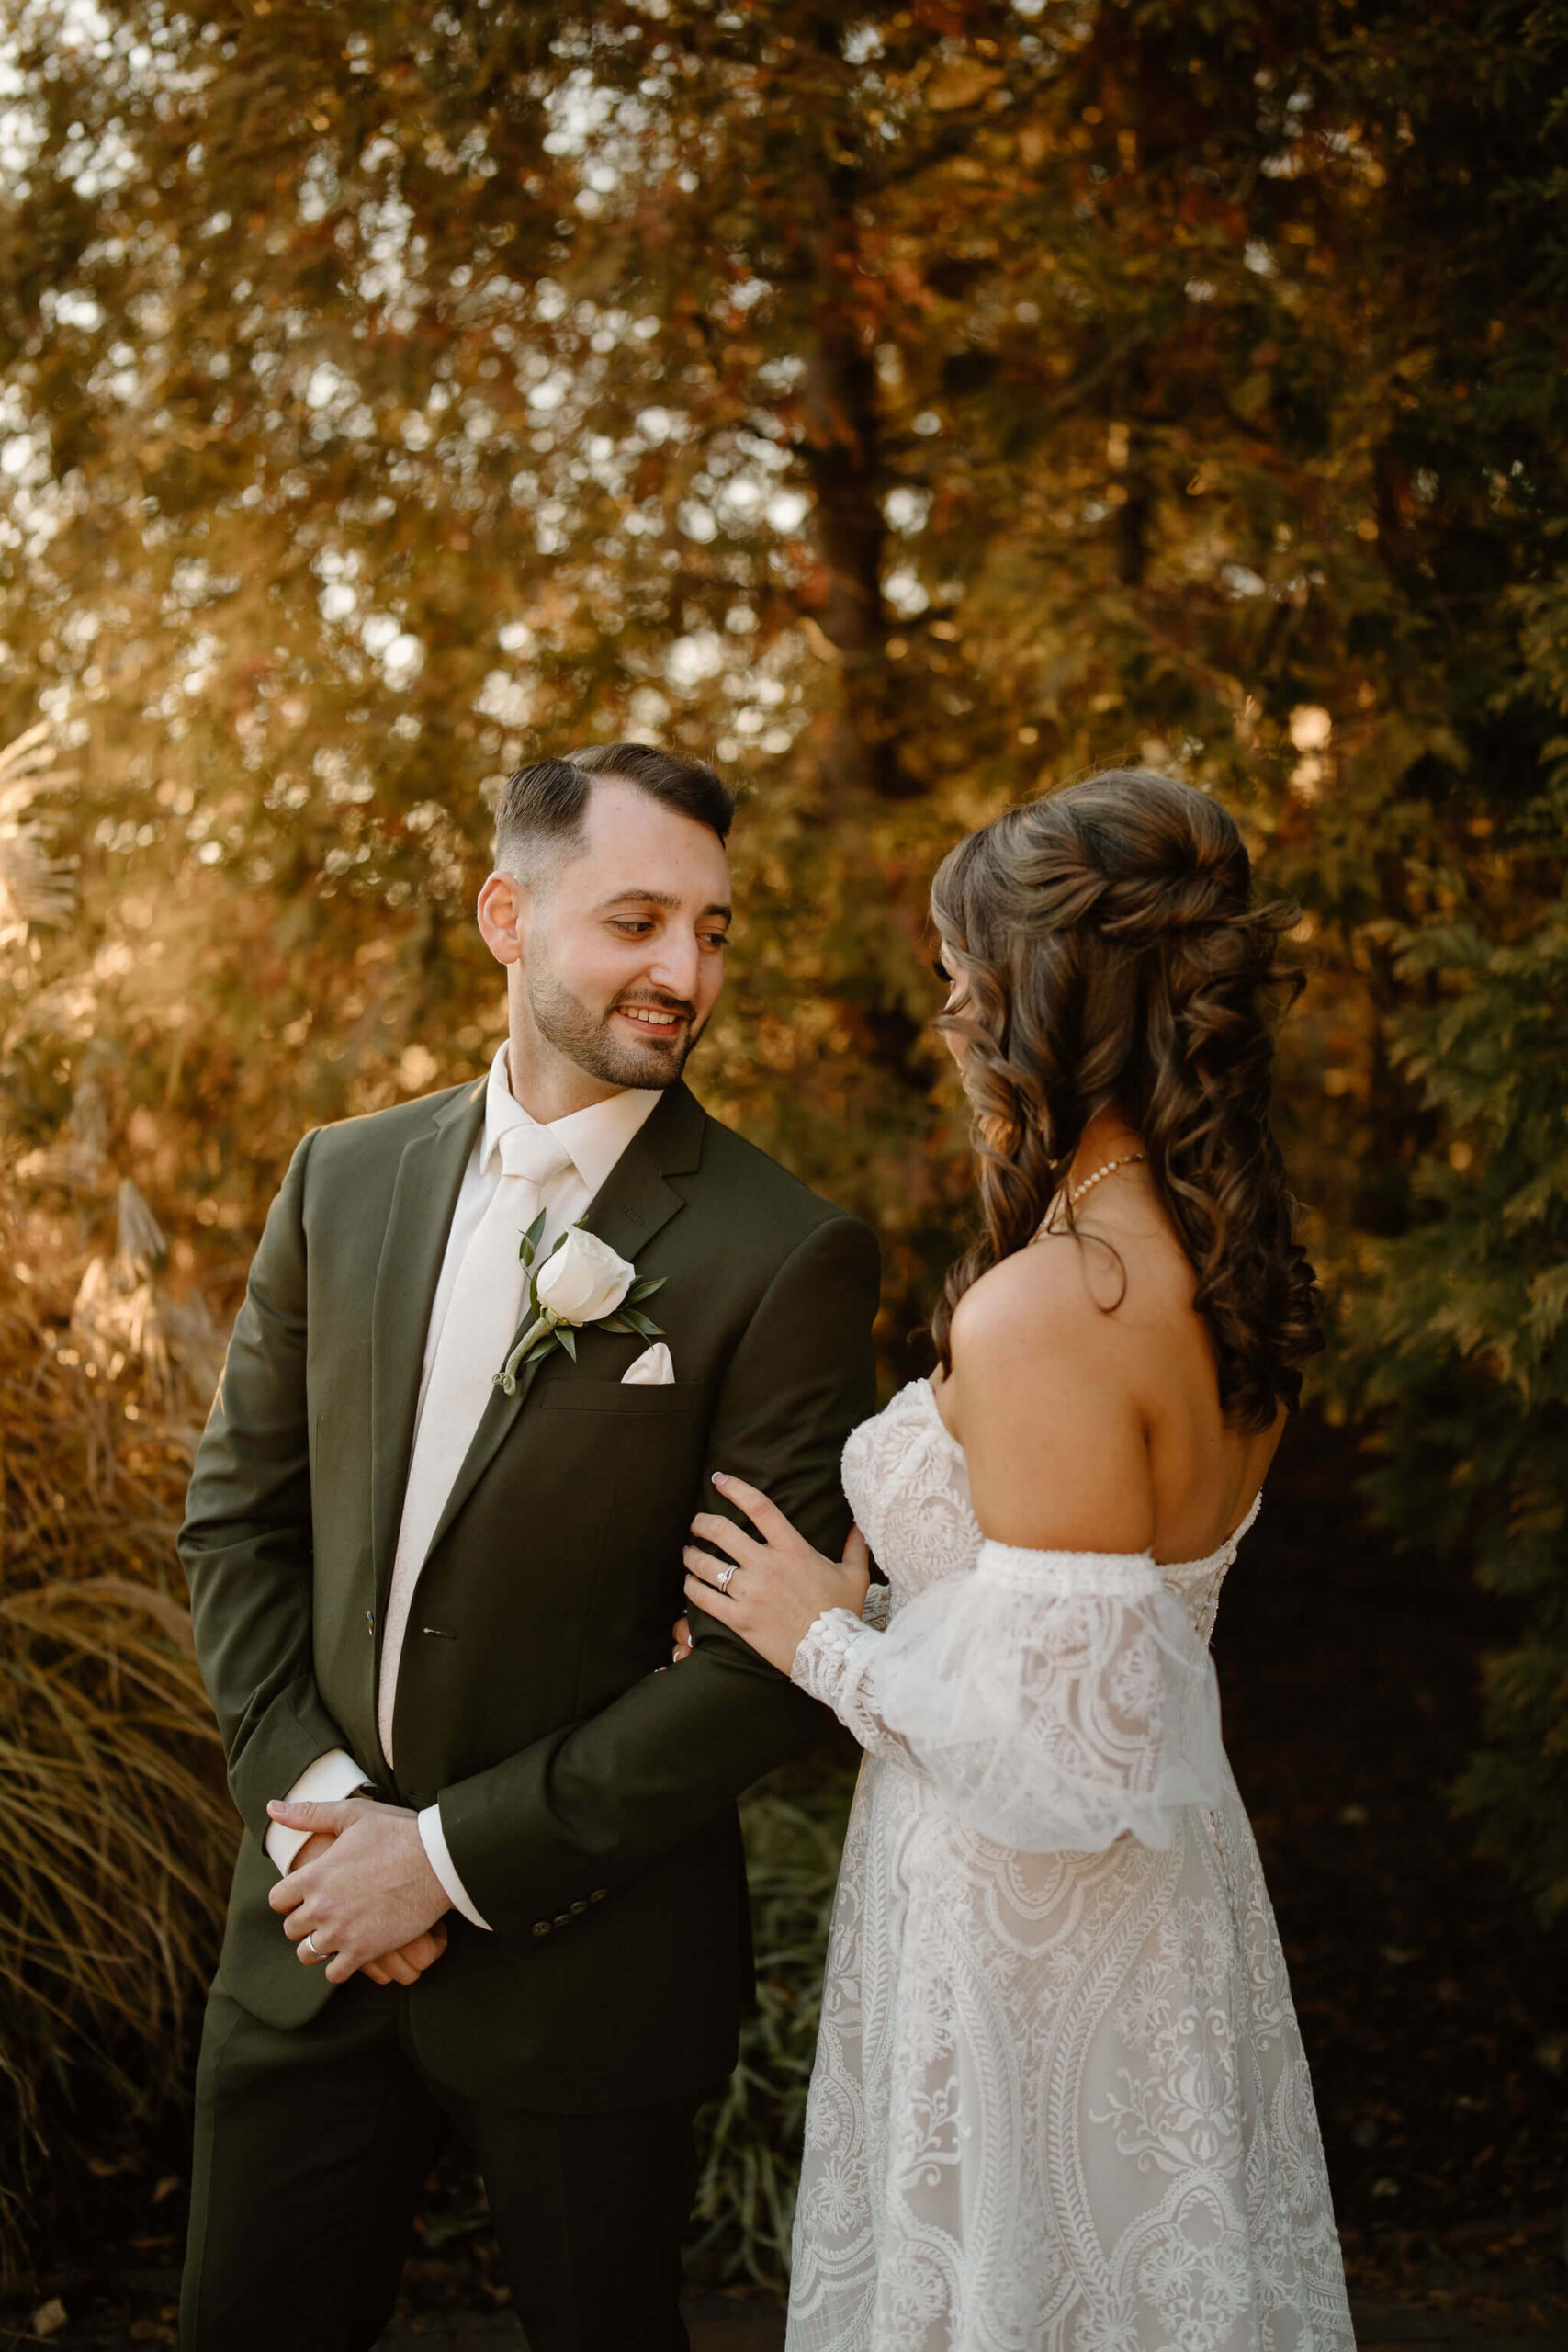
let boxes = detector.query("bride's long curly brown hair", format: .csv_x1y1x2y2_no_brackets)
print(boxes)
929,770,1322,1432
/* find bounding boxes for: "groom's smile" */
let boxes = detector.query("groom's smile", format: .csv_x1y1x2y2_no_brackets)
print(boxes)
617,1001,684,1029
614,995,691,1045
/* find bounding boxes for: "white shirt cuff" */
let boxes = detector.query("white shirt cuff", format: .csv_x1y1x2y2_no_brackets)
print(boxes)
263,1748,371,1873
418,1803,491,1931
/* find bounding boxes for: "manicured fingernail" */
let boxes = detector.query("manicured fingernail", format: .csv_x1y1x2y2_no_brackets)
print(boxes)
712,1472,729,1487
267,1801,282,1815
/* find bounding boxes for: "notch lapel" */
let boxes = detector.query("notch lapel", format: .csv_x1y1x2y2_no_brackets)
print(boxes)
369,1080,486,1614
416,1080,707,1569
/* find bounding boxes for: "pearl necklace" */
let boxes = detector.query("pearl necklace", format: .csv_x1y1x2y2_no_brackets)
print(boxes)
1067,1150,1146,1208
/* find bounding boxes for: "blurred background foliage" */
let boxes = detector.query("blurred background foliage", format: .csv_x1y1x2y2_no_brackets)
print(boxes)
1,0,1565,2298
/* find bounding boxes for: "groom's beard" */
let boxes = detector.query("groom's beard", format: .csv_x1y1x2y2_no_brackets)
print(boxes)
526,961,706,1091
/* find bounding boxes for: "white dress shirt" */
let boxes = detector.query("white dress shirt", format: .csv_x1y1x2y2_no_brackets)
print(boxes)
264,1044,662,1937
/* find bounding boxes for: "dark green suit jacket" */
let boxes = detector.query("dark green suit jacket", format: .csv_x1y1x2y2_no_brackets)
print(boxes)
179,1075,879,2109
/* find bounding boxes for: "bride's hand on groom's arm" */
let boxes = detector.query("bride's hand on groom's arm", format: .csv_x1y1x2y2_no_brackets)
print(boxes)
682,1475,872,1677
265,1796,451,1986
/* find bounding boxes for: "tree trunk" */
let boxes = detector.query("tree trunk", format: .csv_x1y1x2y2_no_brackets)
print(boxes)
796,15,918,802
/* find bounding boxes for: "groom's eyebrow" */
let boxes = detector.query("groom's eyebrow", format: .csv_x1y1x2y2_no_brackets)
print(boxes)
598,888,732,923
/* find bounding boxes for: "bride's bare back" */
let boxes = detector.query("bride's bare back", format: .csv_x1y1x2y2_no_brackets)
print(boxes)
932,1150,1283,1563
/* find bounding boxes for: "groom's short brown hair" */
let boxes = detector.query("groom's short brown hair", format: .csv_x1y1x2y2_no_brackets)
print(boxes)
494,742,735,882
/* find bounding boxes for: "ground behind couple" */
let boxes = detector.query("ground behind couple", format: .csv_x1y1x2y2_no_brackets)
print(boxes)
367,2302,1557,2351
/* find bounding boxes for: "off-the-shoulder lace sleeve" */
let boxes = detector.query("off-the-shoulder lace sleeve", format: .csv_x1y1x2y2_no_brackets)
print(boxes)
791,1541,1226,1851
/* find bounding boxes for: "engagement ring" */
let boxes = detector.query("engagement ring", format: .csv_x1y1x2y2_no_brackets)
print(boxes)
716,1564,738,1592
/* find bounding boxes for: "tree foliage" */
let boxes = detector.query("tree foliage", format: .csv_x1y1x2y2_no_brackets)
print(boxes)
1352,902,1568,1921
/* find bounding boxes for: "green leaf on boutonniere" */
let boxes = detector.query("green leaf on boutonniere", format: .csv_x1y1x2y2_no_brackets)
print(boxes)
518,1208,547,1269
627,1275,667,1304
557,1325,577,1363
597,1312,637,1335
620,1309,663,1339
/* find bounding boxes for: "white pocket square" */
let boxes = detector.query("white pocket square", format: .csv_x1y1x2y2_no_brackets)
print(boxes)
621,1341,675,1385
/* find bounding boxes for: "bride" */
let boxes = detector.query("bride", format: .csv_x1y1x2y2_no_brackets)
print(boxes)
678,770,1356,2351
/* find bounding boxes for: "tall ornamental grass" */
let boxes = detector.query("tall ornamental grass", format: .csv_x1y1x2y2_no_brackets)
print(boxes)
0,1269,233,2282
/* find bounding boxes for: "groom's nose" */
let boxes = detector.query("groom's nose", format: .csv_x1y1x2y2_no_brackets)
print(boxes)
646,933,704,1002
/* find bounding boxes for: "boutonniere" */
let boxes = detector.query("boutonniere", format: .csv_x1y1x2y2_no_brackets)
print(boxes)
494,1214,668,1396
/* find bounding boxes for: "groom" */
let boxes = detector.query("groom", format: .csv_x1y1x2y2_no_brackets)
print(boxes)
177,742,879,2352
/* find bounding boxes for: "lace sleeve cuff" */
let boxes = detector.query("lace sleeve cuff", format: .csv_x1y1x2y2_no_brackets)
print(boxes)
861,1579,893,1630
792,1607,908,1760
792,1605,871,1701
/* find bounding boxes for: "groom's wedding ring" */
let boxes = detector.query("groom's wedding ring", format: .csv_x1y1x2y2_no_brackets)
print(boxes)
303,1931,325,1959
716,1564,738,1592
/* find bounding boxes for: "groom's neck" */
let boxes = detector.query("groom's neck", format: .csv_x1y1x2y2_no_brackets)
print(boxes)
503,1023,626,1125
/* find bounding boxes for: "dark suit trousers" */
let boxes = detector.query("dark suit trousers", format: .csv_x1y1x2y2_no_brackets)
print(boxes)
180,1975,700,2352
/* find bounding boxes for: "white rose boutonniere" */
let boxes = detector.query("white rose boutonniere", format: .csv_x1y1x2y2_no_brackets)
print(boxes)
494,1213,668,1396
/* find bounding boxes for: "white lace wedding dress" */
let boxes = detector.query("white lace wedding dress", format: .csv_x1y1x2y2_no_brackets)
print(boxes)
786,1377,1354,2352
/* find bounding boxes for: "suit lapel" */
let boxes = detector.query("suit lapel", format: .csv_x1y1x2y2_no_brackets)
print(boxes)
369,1080,486,1613
416,1080,707,1570
578,1078,705,1260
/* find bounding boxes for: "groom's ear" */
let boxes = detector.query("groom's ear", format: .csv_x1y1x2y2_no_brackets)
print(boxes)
477,870,525,967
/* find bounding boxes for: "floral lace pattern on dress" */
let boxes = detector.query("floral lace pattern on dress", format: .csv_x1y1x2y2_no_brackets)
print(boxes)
786,1379,1353,2352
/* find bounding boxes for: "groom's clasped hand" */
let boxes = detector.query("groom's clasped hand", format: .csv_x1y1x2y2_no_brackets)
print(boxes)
263,1801,451,1985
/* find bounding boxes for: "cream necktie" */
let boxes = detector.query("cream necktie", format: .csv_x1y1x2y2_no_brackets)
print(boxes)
378,1123,575,1762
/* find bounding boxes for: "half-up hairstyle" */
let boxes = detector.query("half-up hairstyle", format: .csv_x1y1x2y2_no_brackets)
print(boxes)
929,770,1321,1432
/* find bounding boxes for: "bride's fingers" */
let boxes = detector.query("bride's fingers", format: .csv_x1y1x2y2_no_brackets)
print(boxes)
685,1567,739,1617
710,1472,789,1539
682,1545,737,1593
688,1510,764,1566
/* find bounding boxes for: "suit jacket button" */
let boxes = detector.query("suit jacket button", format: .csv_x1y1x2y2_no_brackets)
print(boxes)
553,1913,571,1928
532,1920,551,1938
569,1900,587,1916
590,1887,608,1902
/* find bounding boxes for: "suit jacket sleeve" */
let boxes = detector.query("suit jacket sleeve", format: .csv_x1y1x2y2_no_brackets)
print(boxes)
178,1129,355,1844
435,1211,881,1934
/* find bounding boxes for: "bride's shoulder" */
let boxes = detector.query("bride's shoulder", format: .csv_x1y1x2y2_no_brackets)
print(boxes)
943,1246,1150,1544
952,1238,1112,1351
947,1241,1123,1406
